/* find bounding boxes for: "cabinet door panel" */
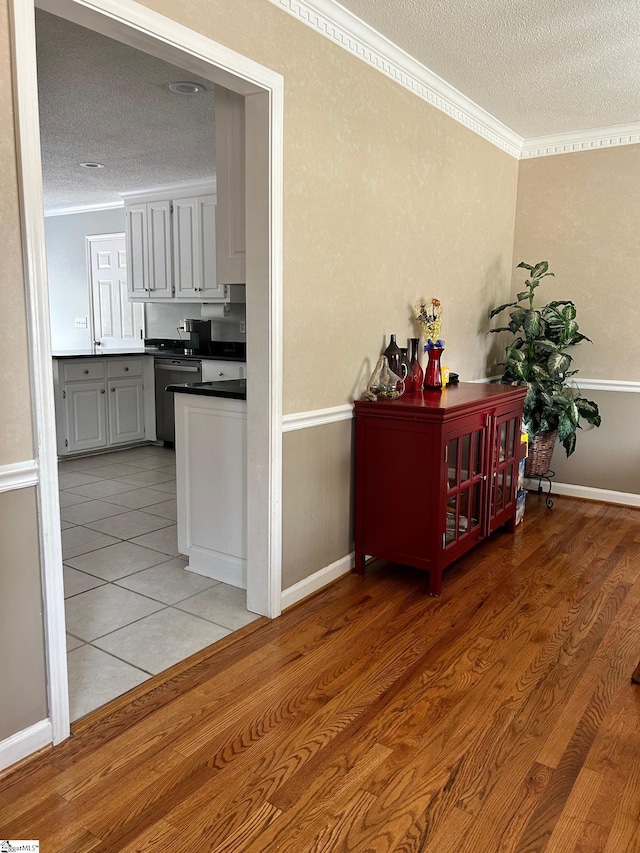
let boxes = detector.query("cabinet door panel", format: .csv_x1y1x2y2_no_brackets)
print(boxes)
198,195,225,298
489,406,522,532
108,379,145,445
443,415,486,553
147,201,173,298
126,204,148,297
173,197,199,298
65,382,108,453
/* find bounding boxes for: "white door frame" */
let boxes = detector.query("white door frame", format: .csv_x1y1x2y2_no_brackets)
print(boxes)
9,0,284,745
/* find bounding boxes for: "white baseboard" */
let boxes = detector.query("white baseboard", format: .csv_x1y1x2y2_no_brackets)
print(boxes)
0,719,51,773
524,478,640,508
281,552,354,610
184,552,246,589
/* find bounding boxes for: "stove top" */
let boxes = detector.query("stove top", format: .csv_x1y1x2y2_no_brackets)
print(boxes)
145,339,246,360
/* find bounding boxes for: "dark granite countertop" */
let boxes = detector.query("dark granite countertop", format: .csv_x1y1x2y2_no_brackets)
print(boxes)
166,379,247,400
52,349,147,358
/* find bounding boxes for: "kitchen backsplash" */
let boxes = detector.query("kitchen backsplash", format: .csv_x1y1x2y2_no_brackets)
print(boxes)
145,302,246,343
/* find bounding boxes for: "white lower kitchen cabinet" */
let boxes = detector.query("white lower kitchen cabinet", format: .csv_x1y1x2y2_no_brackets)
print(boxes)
174,392,246,588
53,356,150,456
65,381,108,454
107,378,145,445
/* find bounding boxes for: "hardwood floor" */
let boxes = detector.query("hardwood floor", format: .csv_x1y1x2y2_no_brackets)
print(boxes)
2,493,640,851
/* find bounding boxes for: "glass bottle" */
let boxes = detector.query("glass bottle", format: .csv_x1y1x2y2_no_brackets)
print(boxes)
400,347,410,389
409,337,423,394
383,334,402,381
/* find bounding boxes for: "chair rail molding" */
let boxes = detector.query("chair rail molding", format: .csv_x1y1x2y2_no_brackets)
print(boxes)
0,459,39,494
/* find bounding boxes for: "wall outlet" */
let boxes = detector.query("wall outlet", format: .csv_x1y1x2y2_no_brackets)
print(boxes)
74,317,87,328
239,320,246,334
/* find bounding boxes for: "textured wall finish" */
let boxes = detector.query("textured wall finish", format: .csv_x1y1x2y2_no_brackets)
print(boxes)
0,1,35,466
282,420,353,589
547,391,640,495
513,145,640,381
0,487,47,741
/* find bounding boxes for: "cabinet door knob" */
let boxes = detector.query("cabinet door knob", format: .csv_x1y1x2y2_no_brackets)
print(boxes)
218,371,224,376
84,369,89,374
111,387,116,392
101,389,106,394
124,366,129,372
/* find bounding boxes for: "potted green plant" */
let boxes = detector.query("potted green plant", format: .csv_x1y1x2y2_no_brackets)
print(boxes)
489,261,601,475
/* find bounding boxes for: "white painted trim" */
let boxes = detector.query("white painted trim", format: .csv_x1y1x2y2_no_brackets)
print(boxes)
525,479,640,508
119,178,216,202
568,378,640,394
0,719,52,773
521,123,640,159
265,0,522,159
12,0,284,758
0,460,39,493
282,404,353,432
9,0,69,747
281,552,353,610
45,200,124,217
266,0,640,160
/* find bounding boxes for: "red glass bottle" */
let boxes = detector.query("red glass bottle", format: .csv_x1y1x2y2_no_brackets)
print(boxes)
408,337,423,393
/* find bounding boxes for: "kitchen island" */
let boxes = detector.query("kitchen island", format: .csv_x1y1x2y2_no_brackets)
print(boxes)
167,380,247,588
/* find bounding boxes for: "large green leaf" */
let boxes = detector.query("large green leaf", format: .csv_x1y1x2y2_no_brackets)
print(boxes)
531,261,549,278
562,432,577,457
562,303,577,321
575,398,601,426
516,261,534,271
547,351,571,377
523,310,541,339
489,301,518,319
557,412,575,442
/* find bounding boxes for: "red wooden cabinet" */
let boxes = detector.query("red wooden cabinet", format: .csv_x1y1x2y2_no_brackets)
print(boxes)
354,383,526,596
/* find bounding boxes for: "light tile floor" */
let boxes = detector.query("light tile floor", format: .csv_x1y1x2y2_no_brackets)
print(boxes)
59,444,259,722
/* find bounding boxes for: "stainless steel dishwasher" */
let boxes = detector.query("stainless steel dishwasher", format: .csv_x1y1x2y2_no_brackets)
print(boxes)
154,357,202,444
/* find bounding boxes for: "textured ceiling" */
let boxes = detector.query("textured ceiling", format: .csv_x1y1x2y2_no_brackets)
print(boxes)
334,0,640,138
37,1,640,211
36,10,216,213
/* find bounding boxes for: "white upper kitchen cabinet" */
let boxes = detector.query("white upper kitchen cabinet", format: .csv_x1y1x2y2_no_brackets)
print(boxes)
123,182,221,303
173,194,225,300
125,200,173,299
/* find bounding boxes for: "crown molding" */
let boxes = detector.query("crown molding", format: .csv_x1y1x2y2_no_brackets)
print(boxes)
45,200,124,217
521,122,640,159
266,0,523,159
267,0,640,160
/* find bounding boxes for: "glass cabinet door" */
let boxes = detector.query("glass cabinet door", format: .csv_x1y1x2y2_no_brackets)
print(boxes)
444,421,486,549
489,408,522,530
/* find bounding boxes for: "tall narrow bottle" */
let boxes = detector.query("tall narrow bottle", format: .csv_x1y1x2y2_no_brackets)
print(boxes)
408,337,423,393
383,334,402,380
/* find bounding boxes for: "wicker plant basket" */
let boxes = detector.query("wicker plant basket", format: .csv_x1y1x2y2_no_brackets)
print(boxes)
525,430,557,477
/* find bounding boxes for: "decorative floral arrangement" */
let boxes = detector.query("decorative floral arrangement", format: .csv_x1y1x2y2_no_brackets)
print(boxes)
414,298,444,349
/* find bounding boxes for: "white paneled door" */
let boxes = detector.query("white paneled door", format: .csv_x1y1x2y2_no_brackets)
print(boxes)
88,233,144,351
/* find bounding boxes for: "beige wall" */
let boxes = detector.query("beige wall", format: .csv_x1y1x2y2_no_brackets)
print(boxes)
513,146,640,494
0,0,519,751
282,421,353,589
513,145,640,381
0,0,34,466
0,488,47,741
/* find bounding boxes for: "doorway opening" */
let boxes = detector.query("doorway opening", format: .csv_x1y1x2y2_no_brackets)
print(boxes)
11,0,283,744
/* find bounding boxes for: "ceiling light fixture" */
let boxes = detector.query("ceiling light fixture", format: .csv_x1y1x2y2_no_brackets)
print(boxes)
169,81,206,95
80,162,105,169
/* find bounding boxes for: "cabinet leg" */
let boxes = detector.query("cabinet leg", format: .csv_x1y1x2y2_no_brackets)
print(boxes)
353,550,366,576
428,570,442,597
